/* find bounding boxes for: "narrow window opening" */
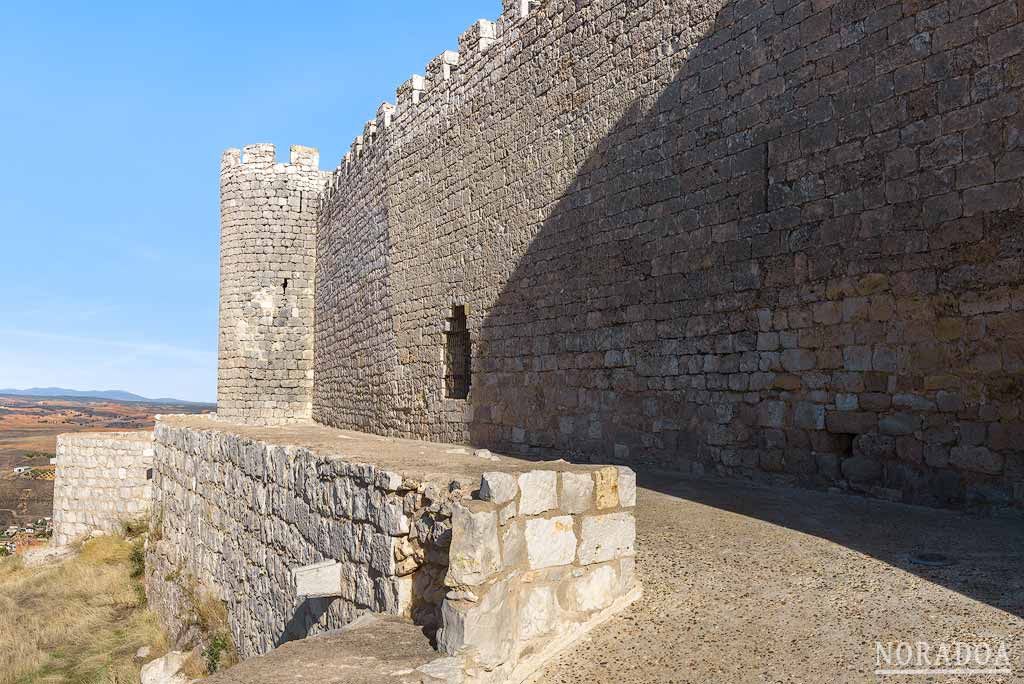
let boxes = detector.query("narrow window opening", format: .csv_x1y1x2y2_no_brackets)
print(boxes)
146,467,154,481
445,305,471,399
282,278,289,295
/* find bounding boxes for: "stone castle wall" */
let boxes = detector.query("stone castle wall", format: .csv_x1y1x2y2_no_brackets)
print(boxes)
52,431,154,546
143,415,639,680
308,0,1024,509
217,144,329,424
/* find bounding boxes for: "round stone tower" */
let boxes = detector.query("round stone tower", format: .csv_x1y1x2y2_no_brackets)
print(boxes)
217,144,329,424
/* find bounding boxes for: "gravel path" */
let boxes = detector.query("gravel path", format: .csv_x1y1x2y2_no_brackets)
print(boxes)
538,474,1024,684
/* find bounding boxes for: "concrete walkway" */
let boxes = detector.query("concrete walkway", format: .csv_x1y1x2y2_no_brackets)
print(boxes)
537,474,1024,683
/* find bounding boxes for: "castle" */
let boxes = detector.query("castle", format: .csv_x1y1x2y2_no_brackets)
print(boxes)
51,0,1024,680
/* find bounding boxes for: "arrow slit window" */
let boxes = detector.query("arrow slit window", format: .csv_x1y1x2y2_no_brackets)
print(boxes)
445,305,471,399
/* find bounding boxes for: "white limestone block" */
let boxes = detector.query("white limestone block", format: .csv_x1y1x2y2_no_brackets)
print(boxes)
568,564,618,612
561,472,595,513
517,470,557,515
616,466,637,507
438,579,515,668
292,560,342,598
479,471,517,505
525,516,576,569
500,519,526,570
518,585,557,639
578,512,635,565
446,502,500,586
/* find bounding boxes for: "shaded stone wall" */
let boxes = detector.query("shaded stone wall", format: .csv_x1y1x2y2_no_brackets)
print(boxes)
52,431,154,546
313,0,1024,509
217,144,329,424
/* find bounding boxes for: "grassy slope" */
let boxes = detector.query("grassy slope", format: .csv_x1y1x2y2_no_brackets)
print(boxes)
0,536,168,684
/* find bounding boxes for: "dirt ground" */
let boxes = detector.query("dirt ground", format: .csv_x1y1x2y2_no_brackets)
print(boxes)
538,473,1024,684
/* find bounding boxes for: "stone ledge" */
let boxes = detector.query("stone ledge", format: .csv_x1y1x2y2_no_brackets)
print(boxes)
157,413,608,486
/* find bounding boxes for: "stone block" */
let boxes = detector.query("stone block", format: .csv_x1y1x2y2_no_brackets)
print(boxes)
479,472,518,505
616,467,637,507
518,585,557,639
853,433,896,460
525,516,576,569
566,564,618,612
446,502,500,586
950,446,1003,475
841,455,882,484
578,512,635,565
517,470,557,515
438,579,515,669
594,467,620,509
501,520,527,571
560,472,594,514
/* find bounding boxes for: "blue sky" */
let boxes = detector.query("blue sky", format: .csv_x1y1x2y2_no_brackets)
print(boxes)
0,1,497,402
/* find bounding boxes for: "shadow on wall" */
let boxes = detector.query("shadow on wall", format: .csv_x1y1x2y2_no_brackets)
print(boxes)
276,598,333,648
455,0,1024,619
468,0,1023,510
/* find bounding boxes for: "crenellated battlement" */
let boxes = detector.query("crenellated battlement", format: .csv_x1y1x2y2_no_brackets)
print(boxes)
328,2,549,186
221,143,322,173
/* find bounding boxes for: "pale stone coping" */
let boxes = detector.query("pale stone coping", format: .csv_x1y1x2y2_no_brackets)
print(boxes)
57,430,154,444
157,414,608,486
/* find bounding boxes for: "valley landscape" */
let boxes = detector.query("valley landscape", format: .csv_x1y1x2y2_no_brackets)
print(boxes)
0,394,213,528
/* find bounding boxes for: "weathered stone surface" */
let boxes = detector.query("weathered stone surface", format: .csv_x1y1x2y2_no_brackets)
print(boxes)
950,446,1003,475
293,560,342,598
479,471,517,505
446,502,500,586
438,580,515,669
525,516,576,569
560,472,595,514
594,468,620,509
500,520,527,571
518,585,557,639
578,513,635,565
841,456,883,484
517,470,557,515
853,434,896,461
567,564,618,612
615,467,637,508
140,651,190,684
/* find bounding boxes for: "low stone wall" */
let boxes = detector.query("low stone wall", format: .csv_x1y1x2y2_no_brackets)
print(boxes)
146,421,452,657
144,415,640,682
52,431,155,546
440,466,640,683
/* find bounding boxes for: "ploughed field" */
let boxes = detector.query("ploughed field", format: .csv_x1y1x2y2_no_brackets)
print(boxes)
0,395,212,527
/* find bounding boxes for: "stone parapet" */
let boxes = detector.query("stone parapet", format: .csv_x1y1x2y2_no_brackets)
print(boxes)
52,431,155,546
144,414,640,682
439,466,640,683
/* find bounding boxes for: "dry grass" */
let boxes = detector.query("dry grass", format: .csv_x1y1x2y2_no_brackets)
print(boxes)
0,535,168,684
180,583,238,677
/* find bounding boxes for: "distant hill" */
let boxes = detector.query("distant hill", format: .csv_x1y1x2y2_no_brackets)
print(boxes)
0,387,211,405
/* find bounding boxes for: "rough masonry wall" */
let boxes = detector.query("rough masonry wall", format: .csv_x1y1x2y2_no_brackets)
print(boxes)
315,0,1024,509
218,144,328,424
314,128,405,433
145,421,451,658
52,431,154,546
439,465,640,684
